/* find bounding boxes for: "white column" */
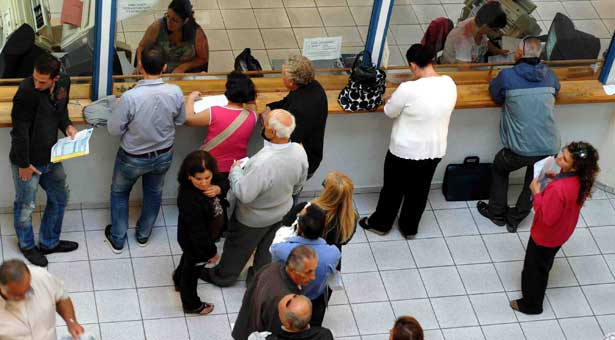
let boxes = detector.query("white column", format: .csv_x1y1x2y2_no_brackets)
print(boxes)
363,0,394,67
597,34,615,192
92,0,117,100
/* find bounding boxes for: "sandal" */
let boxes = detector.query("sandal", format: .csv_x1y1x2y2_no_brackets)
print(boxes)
510,299,520,311
358,217,388,236
185,302,215,315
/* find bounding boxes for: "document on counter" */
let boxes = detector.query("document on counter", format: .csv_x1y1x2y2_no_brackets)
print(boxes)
533,156,556,180
603,84,615,96
193,95,228,114
51,128,94,163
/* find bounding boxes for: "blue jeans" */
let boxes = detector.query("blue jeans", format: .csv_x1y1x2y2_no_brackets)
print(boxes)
11,162,69,250
110,149,173,247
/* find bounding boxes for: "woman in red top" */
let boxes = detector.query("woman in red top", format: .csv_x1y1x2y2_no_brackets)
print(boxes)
511,141,600,315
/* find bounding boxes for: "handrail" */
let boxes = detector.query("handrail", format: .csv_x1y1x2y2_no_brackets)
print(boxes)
0,59,602,84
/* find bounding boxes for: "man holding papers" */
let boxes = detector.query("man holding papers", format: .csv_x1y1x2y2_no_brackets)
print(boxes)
477,37,561,233
9,54,79,267
106,46,186,253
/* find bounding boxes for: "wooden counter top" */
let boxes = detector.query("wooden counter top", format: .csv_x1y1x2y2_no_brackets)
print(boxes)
0,77,613,128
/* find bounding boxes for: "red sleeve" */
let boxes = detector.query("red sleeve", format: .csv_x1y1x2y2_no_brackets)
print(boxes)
533,185,566,228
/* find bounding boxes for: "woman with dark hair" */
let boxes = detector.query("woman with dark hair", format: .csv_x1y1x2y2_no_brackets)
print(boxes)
359,44,457,239
185,71,258,177
173,150,228,314
511,141,600,315
136,0,209,73
389,316,424,340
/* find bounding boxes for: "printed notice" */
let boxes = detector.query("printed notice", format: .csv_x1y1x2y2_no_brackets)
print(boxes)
116,0,160,21
303,37,343,61
51,128,94,163
193,95,229,114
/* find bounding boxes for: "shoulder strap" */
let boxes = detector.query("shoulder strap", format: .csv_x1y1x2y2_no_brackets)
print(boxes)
201,108,251,152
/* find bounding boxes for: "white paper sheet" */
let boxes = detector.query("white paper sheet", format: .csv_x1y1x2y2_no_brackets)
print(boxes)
193,95,229,114
303,37,342,61
51,128,94,163
603,84,615,96
533,156,556,180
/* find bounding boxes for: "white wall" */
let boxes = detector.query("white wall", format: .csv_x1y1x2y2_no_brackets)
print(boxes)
0,102,612,210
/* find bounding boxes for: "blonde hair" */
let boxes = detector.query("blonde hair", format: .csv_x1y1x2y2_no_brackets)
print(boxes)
312,171,356,244
284,55,315,86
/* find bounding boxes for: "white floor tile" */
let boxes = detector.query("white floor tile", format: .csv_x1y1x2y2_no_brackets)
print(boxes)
442,326,485,340
85,230,131,260
95,289,141,322
162,205,179,226
583,283,615,315
221,281,247,314
561,228,600,256
47,261,92,293
365,222,406,242
431,295,478,328
341,243,378,273
186,314,233,340
370,240,415,270
56,323,101,340
391,299,439,330
138,286,185,319
91,258,136,290
458,264,504,294
132,256,175,288
482,234,525,262
424,329,444,340
547,258,578,288
446,235,491,265
99,321,145,340
65,291,98,325
469,292,518,325
435,208,479,237
581,199,615,226
62,209,84,232
568,255,615,285
381,269,427,300
353,193,379,215
416,210,443,238
429,189,467,210
351,302,396,335
143,317,189,340
597,314,615,335
126,227,171,257
546,286,593,318
591,226,615,253
495,261,523,292
82,209,111,231
559,316,605,340
421,266,466,297
481,323,525,340
521,320,566,340
343,271,388,303
409,238,454,267
323,304,360,337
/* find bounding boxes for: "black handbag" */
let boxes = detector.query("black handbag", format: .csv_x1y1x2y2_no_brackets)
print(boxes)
338,51,386,112
442,156,493,201
234,48,263,77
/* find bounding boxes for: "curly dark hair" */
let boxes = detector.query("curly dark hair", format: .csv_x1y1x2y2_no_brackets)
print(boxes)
566,141,600,205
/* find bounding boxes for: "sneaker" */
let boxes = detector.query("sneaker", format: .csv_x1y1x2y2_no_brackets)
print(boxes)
40,240,79,255
476,201,506,226
104,225,124,254
136,236,150,248
358,217,388,236
21,247,48,267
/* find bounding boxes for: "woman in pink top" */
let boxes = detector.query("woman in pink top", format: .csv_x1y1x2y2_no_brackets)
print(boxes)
185,71,258,176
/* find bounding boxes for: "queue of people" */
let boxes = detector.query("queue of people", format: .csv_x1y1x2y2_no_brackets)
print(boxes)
1,21,604,340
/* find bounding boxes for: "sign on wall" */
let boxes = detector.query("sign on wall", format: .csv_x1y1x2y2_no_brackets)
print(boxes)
303,37,342,61
116,0,160,21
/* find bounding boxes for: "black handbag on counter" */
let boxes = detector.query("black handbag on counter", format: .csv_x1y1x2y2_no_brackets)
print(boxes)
442,156,492,201
338,51,386,112
234,48,264,77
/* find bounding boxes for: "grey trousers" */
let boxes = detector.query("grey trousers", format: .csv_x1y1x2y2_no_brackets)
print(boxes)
204,218,281,287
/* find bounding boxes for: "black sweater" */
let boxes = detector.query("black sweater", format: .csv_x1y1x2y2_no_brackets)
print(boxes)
176,175,229,261
268,80,328,175
10,75,72,168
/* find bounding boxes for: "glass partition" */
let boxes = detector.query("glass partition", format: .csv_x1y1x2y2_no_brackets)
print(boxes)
0,0,96,78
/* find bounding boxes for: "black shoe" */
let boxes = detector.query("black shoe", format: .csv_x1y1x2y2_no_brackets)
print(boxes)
40,240,79,255
358,217,388,236
21,247,48,267
506,223,518,233
105,225,124,254
476,201,506,226
136,236,150,247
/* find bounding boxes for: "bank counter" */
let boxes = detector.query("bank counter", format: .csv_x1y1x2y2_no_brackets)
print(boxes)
0,63,614,210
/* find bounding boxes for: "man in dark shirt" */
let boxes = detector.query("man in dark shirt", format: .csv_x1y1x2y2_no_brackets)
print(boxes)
232,245,318,340
267,55,328,179
9,54,79,267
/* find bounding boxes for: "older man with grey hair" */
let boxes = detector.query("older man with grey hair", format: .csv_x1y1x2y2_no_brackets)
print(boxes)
202,109,309,287
234,245,318,340
477,36,561,233
0,259,84,340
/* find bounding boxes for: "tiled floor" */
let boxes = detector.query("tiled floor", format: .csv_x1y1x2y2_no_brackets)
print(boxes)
45,0,614,72
2,186,615,339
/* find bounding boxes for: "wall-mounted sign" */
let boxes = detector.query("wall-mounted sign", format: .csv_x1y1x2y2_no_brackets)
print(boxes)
117,0,161,21
302,36,342,61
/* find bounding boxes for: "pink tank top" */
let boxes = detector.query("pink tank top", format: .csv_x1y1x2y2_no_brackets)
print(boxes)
205,106,257,172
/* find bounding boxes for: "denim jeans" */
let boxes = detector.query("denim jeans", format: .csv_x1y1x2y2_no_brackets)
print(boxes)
11,162,69,250
110,149,173,247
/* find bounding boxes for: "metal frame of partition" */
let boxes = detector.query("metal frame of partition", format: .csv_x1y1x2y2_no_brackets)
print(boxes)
599,32,615,85
92,0,117,100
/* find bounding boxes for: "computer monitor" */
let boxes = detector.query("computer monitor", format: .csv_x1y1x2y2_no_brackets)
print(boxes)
542,13,601,61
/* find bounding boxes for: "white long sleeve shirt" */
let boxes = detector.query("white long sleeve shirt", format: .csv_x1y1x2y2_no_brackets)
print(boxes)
384,75,458,160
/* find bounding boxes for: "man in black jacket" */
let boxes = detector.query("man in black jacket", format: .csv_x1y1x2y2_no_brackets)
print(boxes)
9,54,79,267
267,55,328,179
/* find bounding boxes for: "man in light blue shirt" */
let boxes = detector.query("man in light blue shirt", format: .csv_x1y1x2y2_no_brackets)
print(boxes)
105,46,186,253
271,203,340,327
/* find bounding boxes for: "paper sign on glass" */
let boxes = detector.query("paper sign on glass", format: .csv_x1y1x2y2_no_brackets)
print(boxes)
116,0,161,21
303,37,342,61
51,128,94,163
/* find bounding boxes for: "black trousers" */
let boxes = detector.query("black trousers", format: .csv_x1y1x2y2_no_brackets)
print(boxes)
173,253,206,311
369,151,440,236
310,287,332,327
488,148,547,225
518,236,560,314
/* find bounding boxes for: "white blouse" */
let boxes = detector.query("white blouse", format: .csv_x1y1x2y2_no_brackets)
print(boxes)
384,75,458,160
